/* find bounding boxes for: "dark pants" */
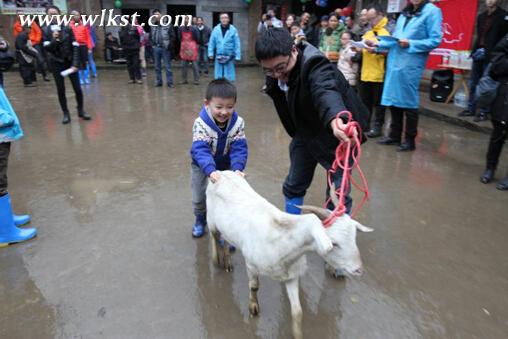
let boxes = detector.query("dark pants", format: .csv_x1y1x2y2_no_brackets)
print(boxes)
77,45,89,70
182,60,199,82
389,106,419,142
468,59,489,114
0,142,10,195
19,63,36,85
283,136,352,213
198,45,209,74
153,46,173,86
51,64,83,114
124,49,141,80
359,80,386,129
0,72,4,87
34,43,47,78
486,121,508,171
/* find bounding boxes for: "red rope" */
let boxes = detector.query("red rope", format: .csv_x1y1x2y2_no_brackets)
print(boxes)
322,111,370,227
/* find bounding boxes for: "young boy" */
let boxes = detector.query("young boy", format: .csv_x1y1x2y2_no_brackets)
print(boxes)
190,79,248,237
0,87,37,247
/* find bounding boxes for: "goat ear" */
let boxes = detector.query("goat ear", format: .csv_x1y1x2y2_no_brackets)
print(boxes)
354,221,374,233
311,227,333,256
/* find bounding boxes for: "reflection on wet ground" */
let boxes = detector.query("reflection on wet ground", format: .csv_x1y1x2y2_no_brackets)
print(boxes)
0,69,507,338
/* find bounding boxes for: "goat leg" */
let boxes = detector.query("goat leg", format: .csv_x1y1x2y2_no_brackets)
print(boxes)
210,229,221,267
223,239,233,272
247,267,260,317
285,278,303,339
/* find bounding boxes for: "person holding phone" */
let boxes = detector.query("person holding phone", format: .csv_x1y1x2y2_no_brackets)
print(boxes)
42,5,91,124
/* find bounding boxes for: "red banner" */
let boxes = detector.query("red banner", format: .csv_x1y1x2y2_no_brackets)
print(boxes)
426,0,479,69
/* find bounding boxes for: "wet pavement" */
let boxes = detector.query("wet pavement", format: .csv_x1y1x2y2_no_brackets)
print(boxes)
1,68,507,339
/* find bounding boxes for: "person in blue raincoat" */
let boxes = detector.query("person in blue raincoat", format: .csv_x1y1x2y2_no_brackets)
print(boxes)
369,0,442,152
208,13,241,81
0,87,37,247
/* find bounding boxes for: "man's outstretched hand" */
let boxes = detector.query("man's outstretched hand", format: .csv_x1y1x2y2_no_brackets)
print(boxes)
331,117,358,144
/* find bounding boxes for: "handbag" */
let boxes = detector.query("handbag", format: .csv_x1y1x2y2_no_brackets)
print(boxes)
475,63,499,109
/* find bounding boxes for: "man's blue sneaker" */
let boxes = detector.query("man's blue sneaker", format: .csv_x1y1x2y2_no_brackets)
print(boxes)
192,214,206,238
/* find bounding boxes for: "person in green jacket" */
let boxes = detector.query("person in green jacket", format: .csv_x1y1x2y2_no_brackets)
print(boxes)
319,14,345,61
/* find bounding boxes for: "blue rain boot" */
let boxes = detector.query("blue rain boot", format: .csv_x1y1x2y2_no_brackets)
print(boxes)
13,213,31,226
79,70,85,85
84,68,90,84
285,196,304,215
192,214,206,238
0,194,37,247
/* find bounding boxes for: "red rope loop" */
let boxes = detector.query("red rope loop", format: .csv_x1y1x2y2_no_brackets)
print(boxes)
322,111,370,227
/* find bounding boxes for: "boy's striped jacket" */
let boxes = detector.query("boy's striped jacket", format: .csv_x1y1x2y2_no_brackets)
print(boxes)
190,106,248,176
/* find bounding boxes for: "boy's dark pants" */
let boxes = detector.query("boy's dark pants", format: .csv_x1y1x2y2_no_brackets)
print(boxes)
283,135,352,213
191,163,208,217
0,142,11,196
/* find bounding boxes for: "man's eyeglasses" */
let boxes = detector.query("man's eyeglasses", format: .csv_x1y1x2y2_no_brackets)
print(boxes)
263,55,292,77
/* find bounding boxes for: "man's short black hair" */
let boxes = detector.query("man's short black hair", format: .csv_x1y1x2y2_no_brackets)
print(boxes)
206,79,237,101
45,5,60,14
367,3,384,15
152,9,161,14
255,28,293,62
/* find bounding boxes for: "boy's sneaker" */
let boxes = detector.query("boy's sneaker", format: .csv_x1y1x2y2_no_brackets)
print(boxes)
218,238,236,252
192,214,206,238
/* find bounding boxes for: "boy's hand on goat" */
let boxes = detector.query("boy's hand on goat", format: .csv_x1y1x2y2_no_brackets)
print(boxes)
209,171,221,183
235,170,245,178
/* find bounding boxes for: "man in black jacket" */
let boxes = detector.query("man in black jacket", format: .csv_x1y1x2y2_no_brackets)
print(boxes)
149,9,175,88
459,0,508,122
255,28,369,216
196,17,211,76
119,24,142,84
480,33,508,190
42,5,90,124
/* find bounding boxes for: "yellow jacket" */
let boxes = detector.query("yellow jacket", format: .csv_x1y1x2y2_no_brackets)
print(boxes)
361,17,390,82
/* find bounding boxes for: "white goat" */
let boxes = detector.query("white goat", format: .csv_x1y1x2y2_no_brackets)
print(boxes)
206,171,373,339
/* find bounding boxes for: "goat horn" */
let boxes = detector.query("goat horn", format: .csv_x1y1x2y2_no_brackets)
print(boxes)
298,205,331,221
329,182,339,208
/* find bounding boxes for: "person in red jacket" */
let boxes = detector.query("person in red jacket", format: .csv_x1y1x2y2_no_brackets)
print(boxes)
70,10,93,85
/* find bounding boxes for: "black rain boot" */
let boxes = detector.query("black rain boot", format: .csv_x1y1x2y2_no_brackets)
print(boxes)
366,125,382,138
62,111,71,124
78,109,91,121
397,139,416,152
480,168,495,184
377,137,400,145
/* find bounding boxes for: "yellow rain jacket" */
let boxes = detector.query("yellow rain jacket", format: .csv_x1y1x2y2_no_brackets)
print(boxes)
361,17,390,82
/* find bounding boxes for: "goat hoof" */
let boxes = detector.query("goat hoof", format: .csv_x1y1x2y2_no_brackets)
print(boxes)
249,303,259,317
225,265,234,272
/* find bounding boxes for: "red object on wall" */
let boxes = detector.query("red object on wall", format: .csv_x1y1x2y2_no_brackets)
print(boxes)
426,0,479,69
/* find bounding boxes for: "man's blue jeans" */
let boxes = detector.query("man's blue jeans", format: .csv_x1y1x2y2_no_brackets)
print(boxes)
468,59,489,114
153,46,173,86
